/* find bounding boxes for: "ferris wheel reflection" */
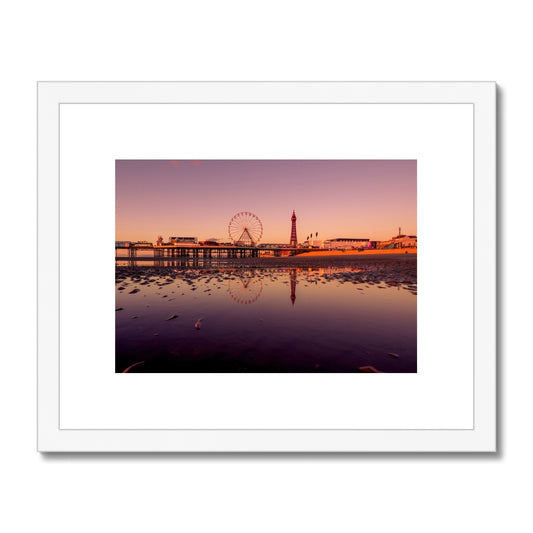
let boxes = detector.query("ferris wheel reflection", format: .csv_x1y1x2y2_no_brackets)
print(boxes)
226,269,298,306
227,273,263,304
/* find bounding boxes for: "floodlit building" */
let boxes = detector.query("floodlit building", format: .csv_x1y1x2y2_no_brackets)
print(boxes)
324,238,371,250
393,234,417,248
376,234,417,249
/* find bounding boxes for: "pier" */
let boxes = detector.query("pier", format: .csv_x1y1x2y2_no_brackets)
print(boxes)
115,244,306,260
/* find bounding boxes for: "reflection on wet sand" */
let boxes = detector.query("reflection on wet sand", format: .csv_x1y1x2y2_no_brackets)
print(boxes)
226,269,298,306
228,274,263,304
290,269,297,306
115,257,416,373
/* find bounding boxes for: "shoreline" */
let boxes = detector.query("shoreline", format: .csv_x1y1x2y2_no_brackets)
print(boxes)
116,252,416,271
116,248,417,262
297,248,416,257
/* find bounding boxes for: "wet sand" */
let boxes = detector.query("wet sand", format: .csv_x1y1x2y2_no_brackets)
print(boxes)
116,255,417,373
117,254,416,290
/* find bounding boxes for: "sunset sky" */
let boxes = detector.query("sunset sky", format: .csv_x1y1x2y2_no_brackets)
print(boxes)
115,160,416,243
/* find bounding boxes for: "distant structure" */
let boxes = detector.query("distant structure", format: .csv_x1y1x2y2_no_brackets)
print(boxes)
290,211,298,247
376,232,417,249
392,234,417,248
325,238,371,250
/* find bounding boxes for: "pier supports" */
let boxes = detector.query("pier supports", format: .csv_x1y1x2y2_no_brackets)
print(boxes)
117,245,290,261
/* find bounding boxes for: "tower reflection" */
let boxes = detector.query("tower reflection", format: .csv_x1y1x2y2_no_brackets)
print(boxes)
290,269,297,306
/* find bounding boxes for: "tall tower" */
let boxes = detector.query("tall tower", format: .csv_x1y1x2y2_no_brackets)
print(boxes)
290,210,298,247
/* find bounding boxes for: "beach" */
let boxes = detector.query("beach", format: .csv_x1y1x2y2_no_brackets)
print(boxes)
117,250,417,271
115,254,417,373
298,248,417,257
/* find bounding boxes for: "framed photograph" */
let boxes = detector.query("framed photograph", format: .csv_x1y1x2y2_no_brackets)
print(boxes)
37,81,496,452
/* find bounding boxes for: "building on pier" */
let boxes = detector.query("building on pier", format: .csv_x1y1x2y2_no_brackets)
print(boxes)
169,236,198,244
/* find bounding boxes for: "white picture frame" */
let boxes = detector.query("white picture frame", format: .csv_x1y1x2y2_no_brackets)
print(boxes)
37,81,496,452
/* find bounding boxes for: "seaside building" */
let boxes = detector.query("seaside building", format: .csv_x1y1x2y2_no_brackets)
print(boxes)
393,234,417,248
302,239,325,248
376,234,417,249
324,238,371,250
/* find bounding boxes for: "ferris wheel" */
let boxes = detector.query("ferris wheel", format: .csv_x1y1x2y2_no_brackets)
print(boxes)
228,211,263,245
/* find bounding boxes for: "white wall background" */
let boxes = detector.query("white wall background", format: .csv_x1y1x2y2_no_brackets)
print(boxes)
0,1,525,532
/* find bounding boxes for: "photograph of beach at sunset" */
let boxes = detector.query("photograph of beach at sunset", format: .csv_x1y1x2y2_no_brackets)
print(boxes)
115,160,417,373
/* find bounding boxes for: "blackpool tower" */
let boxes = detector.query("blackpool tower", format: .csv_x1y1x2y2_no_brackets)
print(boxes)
290,210,298,247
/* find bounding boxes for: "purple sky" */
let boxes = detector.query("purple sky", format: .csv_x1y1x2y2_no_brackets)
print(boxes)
116,160,416,243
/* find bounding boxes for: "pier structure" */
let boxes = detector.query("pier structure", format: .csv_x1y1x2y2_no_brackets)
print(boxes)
116,244,305,261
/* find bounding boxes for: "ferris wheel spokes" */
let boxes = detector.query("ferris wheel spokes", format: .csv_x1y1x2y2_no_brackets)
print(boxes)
228,211,263,246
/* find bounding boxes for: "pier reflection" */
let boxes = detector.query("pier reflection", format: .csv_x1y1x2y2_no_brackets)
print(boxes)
116,261,302,306
117,258,234,268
